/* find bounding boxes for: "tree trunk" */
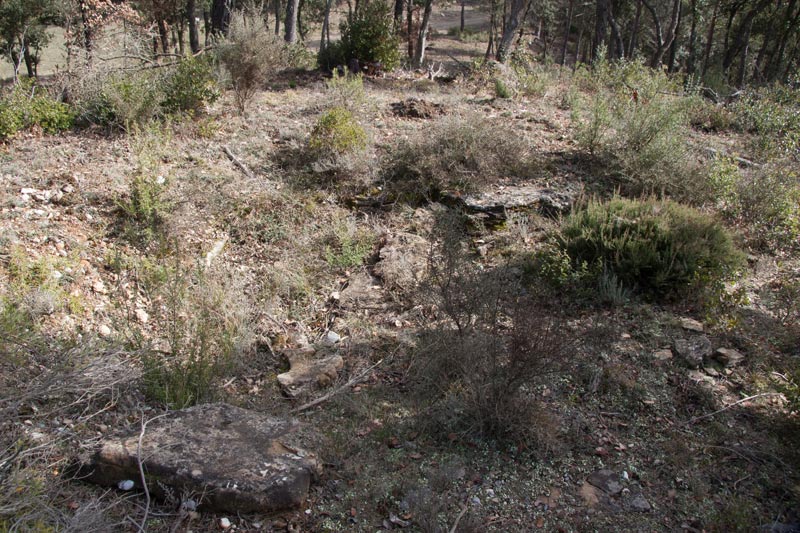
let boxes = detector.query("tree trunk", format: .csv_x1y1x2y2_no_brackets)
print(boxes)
187,0,200,53
298,0,308,40
608,5,624,59
485,0,497,59
575,24,583,66
158,19,170,55
628,0,642,57
461,0,466,32
667,0,682,72
320,0,333,54
735,16,753,86
413,0,434,67
395,0,405,30
701,0,719,77
686,0,697,75
766,0,799,80
496,0,528,62
722,0,770,73
560,0,574,65
407,0,415,59
285,0,299,43
642,0,681,68
78,0,93,63
275,0,281,35
211,0,229,35
593,0,609,59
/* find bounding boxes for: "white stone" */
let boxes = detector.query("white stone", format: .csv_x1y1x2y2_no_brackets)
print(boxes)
135,309,150,324
219,517,231,529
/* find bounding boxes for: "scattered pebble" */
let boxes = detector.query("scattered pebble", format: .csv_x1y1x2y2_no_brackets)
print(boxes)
117,480,135,491
219,517,231,529
98,325,112,337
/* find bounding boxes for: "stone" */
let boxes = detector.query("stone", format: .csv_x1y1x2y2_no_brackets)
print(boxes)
98,325,112,337
440,185,575,224
587,469,624,496
703,366,720,377
219,517,231,529
628,492,651,512
75,403,319,513
680,317,704,332
277,348,344,398
322,331,341,346
338,272,385,311
135,309,149,324
653,349,673,361
713,347,746,367
673,336,713,369
390,98,446,119
579,482,602,507
373,232,429,294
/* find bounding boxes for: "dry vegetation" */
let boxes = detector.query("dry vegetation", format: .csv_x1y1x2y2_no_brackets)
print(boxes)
1,20,799,533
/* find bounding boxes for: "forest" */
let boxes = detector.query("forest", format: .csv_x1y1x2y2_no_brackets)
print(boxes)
0,0,799,531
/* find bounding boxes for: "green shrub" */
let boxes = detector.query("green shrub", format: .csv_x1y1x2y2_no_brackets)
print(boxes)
140,265,251,409
573,57,692,194
79,71,162,130
27,96,74,134
556,197,744,298
324,70,366,111
385,114,531,201
494,78,512,98
0,100,22,140
308,107,367,156
731,84,800,160
320,2,400,70
162,54,219,114
117,174,168,245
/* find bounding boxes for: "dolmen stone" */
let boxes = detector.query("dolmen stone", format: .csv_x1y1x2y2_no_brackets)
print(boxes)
75,403,320,513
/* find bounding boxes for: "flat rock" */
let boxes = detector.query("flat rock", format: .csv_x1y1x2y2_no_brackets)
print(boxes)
390,98,446,119
277,348,344,398
673,336,713,369
587,469,624,496
338,272,386,310
75,404,320,513
713,347,746,367
680,317,704,332
441,185,575,224
373,232,429,294
653,348,673,361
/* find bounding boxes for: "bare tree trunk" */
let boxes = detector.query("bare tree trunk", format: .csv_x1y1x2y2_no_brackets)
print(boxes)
642,0,680,68
187,0,200,53
285,0,299,42
320,0,333,54
722,0,770,73
686,0,697,75
667,0,682,72
496,0,528,61
158,19,170,55
275,0,281,35
461,0,466,32
608,5,624,59
735,16,753,86
561,0,574,65
701,0,719,77
593,0,609,59
486,0,497,59
78,0,94,63
413,0,434,67
628,0,642,57
407,0,415,59
395,0,405,30
211,0,230,35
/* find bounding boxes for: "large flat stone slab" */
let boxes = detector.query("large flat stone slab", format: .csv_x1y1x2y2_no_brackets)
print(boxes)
76,404,320,513
441,185,575,224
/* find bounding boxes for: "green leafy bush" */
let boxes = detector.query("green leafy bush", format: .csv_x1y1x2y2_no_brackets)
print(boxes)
0,81,74,139
309,107,367,156
556,197,744,298
731,83,800,160
162,55,219,114
77,71,162,130
319,2,400,70
494,78,512,98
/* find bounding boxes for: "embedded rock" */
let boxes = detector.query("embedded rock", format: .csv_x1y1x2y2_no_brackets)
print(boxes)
277,348,344,398
713,347,746,367
673,336,713,369
338,272,386,311
373,232,429,294
587,469,624,496
390,98,446,119
441,185,574,225
76,404,320,513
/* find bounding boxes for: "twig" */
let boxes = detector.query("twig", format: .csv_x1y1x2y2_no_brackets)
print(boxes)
449,504,469,533
687,392,783,425
291,359,383,414
703,147,761,168
223,146,256,180
136,412,170,533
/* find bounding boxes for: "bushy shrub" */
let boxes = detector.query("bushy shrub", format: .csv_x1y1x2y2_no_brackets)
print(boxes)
411,212,577,444
731,83,800,160
309,107,367,156
573,56,693,194
494,78,512,98
708,158,800,252
0,81,74,139
324,70,366,111
140,264,252,409
74,70,162,130
555,197,744,298
217,11,288,115
162,54,219,114
385,114,531,201
319,2,400,70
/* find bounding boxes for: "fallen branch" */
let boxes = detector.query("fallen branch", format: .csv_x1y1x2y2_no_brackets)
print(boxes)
223,146,256,180
687,392,783,425
449,504,469,533
136,412,170,533
704,147,761,168
291,359,383,414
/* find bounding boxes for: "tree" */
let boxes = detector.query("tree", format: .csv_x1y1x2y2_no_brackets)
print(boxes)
0,0,59,78
285,0,300,42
